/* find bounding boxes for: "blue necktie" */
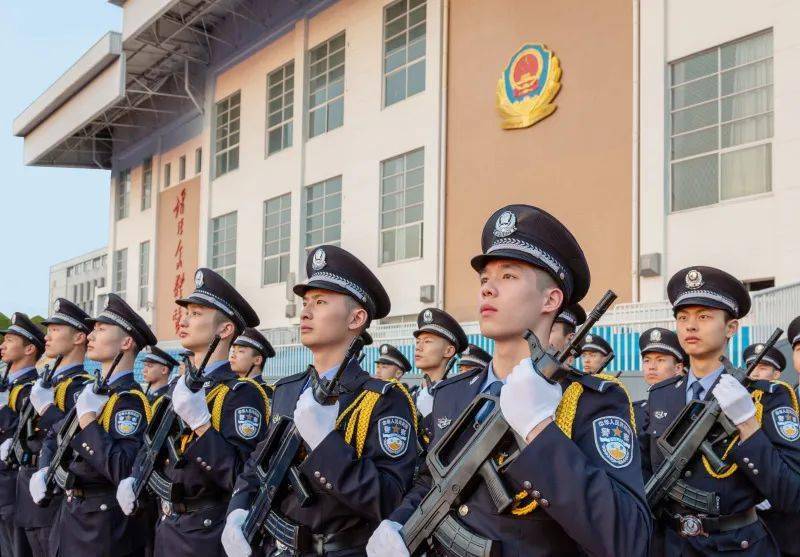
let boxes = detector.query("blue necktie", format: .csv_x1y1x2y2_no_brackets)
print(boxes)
689,380,704,401
476,380,503,423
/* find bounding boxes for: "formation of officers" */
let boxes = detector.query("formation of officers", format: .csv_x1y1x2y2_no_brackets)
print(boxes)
0,202,797,556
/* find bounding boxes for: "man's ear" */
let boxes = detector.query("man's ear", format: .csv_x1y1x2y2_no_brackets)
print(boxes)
120,334,135,352
22,343,37,358
443,344,456,359
217,320,236,341
542,287,564,317
725,318,739,340
347,307,369,332
73,331,87,347
255,354,264,368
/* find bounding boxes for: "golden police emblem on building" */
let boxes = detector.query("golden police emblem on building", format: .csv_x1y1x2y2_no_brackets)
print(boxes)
496,43,562,129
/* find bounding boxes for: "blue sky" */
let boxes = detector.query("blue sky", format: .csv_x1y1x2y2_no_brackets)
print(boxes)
0,2,121,317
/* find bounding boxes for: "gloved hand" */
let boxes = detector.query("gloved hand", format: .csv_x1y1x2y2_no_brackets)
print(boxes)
221,508,251,557
172,376,210,430
366,520,408,557
500,358,563,440
0,439,11,462
75,384,110,420
29,467,48,504
30,379,55,415
712,374,756,425
756,500,772,511
415,387,434,417
116,476,137,516
293,387,339,450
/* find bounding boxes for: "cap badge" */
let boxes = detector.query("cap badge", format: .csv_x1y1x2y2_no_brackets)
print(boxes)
312,248,327,271
11,314,17,325
685,269,703,289
423,309,434,324
195,270,204,288
54,300,61,313
493,210,517,238
381,345,388,355
650,330,662,342
585,334,593,343
755,344,764,354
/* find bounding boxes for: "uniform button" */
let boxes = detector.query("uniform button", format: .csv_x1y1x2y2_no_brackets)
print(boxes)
743,457,750,464
314,471,321,478
201,461,207,467
203,519,212,527
741,540,749,549
81,443,88,448
196,457,203,463
748,463,754,469
458,505,469,517
684,471,692,478
532,490,541,499
325,483,332,490
100,504,108,511
753,469,759,475
205,466,212,471
523,481,532,490
540,499,550,508
319,477,326,484
89,450,94,455
67,496,73,503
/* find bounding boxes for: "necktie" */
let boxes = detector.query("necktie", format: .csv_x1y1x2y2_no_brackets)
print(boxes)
476,380,503,423
689,380,704,401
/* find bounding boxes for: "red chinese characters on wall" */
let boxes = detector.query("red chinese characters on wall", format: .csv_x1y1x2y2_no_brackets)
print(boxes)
171,188,187,333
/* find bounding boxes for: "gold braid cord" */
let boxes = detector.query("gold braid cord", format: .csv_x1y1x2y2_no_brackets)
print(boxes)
771,380,800,413
99,390,153,433
389,379,419,433
702,390,764,479
336,391,381,458
594,373,637,431
9,384,26,413
236,378,272,420
55,374,94,412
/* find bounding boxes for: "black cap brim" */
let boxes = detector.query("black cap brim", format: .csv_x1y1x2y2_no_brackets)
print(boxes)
176,294,247,331
293,280,376,317
413,325,468,354
40,316,89,332
671,296,736,317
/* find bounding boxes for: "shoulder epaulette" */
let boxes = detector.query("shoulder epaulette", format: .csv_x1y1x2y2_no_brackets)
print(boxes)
649,374,683,392
362,377,396,395
769,379,800,412
274,370,309,387
437,366,484,391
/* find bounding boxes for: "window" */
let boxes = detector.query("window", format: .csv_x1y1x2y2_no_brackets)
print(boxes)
138,241,150,308
744,277,774,291
164,163,172,188
670,31,773,211
381,148,424,263
195,147,202,174
215,91,241,176
308,33,345,138
113,248,127,300
210,212,237,285
179,155,186,182
262,194,291,285
383,0,426,107
267,61,295,155
115,169,130,220
141,157,152,210
305,177,341,251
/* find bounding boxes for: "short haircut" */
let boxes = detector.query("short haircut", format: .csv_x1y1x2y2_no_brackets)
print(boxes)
21,337,44,359
552,320,575,337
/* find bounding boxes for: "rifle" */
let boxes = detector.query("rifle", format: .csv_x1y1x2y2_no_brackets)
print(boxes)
127,335,220,511
6,355,63,467
399,290,618,555
39,351,123,505
241,335,365,549
645,327,783,514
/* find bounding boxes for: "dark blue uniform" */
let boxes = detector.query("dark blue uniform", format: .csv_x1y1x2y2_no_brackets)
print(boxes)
146,384,170,405
228,360,417,555
642,374,800,556
390,364,652,556
47,372,150,557
154,361,269,557
633,399,648,437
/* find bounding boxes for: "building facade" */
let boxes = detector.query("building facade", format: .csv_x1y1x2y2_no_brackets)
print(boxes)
48,247,108,316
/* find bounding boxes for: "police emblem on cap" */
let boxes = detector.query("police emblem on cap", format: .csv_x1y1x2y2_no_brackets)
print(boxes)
423,309,433,324
593,416,633,468
493,210,517,238
195,270,204,288
378,416,411,458
381,345,388,355
54,300,60,313
11,314,16,325
312,248,327,271
685,269,703,289
115,410,142,436
235,407,262,439
772,407,800,442
650,330,662,342
755,344,764,354
585,334,593,343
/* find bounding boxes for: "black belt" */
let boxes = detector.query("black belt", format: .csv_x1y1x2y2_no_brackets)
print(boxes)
270,519,372,555
666,506,758,537
66,485,115,499
160,496,225,515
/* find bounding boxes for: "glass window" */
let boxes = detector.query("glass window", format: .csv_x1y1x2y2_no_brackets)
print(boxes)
210,212,237,285
141,158,152,210
138,241,150,309
305,177,342,251
267,61,295,155
262,193,292,285
179,155,186,182
215,91,241,177
164,163,172,188
383,0,427,107
195,147,202,174
113,248,127,300
308,33,346,138
381,148,424,263
115,169,130,220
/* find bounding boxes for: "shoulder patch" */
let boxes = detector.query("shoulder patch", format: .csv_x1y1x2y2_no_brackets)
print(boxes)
114,409,142,436
377,416,411,458
771,406,800,442
593,416,634,468
235,406,262,439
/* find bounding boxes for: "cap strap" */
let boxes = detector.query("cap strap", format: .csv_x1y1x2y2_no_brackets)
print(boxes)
144,354,172,367
746,355,781,369
6,325,43,348
557,312,577,326
49,312,88,331
487,237,573,298
235,336,266,353
641,343,683,361
191,291,244,324
673,290,738,315
98,310,134,333
307,271,375,314
378,355,407,370
418,324,458,346
582,343,610,356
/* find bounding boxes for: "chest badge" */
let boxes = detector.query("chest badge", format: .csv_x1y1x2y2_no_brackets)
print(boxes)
437,417,452,429
654,410,668,420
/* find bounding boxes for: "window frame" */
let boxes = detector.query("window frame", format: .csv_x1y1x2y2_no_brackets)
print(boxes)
307,32,346,139
266,60,295,156
304,176,342,253
215,91,242,178
262,193,292,286
115,169,130,220
209,211,238,285
379,148,425,265
141,157,152,210
138,241,150,309
113,248,128,300
382,0,427,108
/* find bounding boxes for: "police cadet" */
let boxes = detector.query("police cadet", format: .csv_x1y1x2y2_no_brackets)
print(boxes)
221,245,418,557
17,299,95,556
141,346,179,403
457,344,492,375
633,328,686,436
579,332,614,374
789,316,800,382
115,267,270,557
742,342,800,557
230,327,276,392
374,343,412,382
549,303,585,353
0,313,44,556
642,266,800,556
368,204,651,556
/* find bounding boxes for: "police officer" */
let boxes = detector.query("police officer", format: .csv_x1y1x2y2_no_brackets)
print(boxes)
742,342,800,556
27,294,154,557
141,346,179,403
642,266,800,556
367,204,651,556
115,268,270,557
634,327,686,435
230,328,275,391
549,303,586,356
579,333,614,374
0,312,44,557
17,299,95,556
788,316,800,381
457,344,492,374
221,245,418,557
374,344,412,382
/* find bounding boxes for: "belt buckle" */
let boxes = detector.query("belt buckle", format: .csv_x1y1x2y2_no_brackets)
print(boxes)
312,533,328,555
678,514,706,537
161,499,173,517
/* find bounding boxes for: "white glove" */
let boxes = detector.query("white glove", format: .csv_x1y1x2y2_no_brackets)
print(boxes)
30,379,55,415
756,499,771,511
221,508,251,557
0,439,11,462
366,520,408,557
293,388,339,450
75,384,110,420
500,358,563,440
712,374,756,425
172,376,211,430
416,387,434,417
117,476,137,516
30,467,48,504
